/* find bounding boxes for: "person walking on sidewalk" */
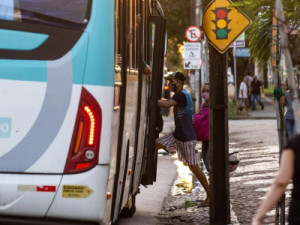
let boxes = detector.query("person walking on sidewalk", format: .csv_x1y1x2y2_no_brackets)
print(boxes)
237,76,249,116
194,83,210,172
252,109,300,225
155,72,210,207
250,75,264,111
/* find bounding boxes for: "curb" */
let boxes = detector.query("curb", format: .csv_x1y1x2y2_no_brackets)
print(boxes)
229,116,276,120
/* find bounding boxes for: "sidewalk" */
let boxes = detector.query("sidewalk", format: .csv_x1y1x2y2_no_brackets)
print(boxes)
157,116,239,225
157,95,285,224
231,95,276,120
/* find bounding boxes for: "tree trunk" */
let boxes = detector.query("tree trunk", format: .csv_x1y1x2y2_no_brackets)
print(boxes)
276,0,300,133
263,64,268,89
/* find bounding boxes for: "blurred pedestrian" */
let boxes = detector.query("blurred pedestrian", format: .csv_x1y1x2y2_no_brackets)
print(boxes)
281,80,296,139
155,72,210,207
247,74,254,87
250,75,264,111
252,109,300,225
194,83,210,172
237,76,249,116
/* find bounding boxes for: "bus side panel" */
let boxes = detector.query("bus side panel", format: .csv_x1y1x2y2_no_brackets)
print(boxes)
119,73,139,208
132,75,149,194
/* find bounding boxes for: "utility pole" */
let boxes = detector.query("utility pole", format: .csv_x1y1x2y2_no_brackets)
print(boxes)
189,0,196,112
233,46,237,103
194,0,202,110
271,10,285,225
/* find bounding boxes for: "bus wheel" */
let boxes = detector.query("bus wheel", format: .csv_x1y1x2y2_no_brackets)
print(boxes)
120,195,136,218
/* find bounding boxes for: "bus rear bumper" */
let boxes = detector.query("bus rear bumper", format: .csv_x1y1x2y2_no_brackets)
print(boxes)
0,165,110,224
47,165,110,223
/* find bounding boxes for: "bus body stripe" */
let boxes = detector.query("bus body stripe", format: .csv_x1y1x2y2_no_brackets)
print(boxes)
0,54,73,172
0,29,49,51
0,60,47,82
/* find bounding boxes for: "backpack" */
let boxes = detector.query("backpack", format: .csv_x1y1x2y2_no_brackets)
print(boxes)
193,103,209,141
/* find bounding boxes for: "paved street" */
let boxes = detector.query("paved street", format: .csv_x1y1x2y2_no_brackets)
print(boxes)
118,151,177,225
120,95,289,224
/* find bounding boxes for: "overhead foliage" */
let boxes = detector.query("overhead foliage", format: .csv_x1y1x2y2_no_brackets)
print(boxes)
159,0,190,71
232,0,300,67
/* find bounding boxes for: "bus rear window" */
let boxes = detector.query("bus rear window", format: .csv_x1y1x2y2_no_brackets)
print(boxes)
0,0,91,30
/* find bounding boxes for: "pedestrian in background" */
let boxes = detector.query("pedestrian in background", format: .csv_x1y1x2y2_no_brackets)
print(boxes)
281,80,296,139
237,76,249,116
247,74,254,87
250,75,264,111
252,109,300,225
155,72,210,207
194,83,210,172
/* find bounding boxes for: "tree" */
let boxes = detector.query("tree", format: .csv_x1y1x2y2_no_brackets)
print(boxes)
232,0,300,68
275,0,300,133
159,0,190,72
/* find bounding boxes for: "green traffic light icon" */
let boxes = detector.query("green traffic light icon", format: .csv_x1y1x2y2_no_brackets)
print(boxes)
212,7,231,39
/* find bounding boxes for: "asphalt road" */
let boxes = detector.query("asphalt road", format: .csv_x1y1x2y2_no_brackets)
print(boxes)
118,154,177,225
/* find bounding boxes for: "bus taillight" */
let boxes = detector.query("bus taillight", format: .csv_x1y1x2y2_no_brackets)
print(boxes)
64,88,102,174
83,105,96,146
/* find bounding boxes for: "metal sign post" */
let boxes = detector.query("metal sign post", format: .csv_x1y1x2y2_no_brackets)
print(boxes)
202,0,252,224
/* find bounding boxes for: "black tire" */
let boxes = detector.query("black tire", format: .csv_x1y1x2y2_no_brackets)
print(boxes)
119,195,136,218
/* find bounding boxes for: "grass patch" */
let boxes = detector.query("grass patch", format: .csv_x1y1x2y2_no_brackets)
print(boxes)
228,100,236,117
182,200,197,208
228,99,247,117
263,85,274,97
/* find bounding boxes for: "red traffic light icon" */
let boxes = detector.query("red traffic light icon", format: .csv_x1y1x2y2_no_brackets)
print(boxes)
212,7,231,39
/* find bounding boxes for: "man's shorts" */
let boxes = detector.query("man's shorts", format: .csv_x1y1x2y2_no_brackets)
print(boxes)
240,98,250,107
156,133,197,165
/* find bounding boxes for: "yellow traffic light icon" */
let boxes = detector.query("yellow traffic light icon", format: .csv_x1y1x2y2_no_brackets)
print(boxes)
203,0,252,54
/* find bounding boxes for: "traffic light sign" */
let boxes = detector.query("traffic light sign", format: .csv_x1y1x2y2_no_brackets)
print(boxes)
212,7,231,39
203,0,252,54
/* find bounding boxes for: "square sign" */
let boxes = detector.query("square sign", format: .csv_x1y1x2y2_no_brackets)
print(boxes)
184,43,201,59
231,32,245,48
203,0,252,54
184,59,203,70
184,42,202,69
236,48,251,57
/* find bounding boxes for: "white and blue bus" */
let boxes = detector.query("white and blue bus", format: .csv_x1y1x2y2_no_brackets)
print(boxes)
0,0,166,224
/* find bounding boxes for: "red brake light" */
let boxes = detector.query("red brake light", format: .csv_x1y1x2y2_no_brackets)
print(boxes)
64,88,102,174
75,162,91,170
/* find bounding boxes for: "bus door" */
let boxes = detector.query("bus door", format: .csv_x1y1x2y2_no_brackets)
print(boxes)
141,15,166,185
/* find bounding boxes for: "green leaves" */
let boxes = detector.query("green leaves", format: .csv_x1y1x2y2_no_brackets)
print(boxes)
232,0,300,67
